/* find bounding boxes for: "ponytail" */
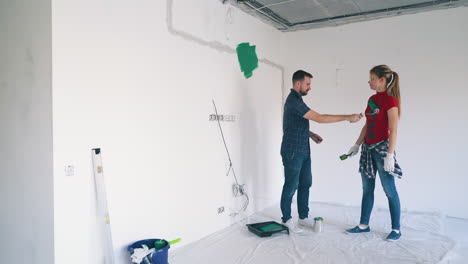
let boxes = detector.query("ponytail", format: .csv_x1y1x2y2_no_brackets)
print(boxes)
386,72,401,117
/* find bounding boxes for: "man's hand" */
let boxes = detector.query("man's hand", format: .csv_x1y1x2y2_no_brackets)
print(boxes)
383,153,395,172
310,132,323,144
348,113,363,123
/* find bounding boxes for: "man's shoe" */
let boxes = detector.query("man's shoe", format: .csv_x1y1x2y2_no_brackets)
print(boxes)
282,219,303,233
345,225,370,233
298,217,315,229
386,230,401,241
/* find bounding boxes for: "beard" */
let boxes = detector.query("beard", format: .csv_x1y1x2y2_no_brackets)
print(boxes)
300,89,308,96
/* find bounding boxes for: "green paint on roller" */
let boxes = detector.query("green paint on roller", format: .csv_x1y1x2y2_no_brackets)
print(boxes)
236,42,258,79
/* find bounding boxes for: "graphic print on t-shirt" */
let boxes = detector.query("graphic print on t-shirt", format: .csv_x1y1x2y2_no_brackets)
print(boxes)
366,99,379,139
367,99,380,119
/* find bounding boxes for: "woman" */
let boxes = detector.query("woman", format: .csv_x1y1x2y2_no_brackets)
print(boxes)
345,65,403,241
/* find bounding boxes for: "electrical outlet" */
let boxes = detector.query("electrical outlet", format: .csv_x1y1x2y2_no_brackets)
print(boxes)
217,206,225,214
64,165,75,177
224,115,236,121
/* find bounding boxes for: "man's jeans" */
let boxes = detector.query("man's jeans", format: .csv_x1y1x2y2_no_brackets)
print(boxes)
360,149,401,230
280,152,312,223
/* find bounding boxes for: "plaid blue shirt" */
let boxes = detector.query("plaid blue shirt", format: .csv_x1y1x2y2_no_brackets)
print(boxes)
281,89,311,155
359,140,403,179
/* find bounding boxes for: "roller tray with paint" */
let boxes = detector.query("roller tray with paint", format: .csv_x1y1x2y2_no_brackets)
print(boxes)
247,221,289,237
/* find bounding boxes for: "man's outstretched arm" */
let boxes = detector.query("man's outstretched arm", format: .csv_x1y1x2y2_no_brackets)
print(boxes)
303,109,362,123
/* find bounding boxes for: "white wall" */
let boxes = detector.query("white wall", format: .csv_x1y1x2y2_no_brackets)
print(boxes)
52,0,284,263
0,0,54,263
4,1,464,263
281,7,468,219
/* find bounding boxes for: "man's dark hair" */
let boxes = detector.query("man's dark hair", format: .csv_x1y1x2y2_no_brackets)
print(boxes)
292,70,313,84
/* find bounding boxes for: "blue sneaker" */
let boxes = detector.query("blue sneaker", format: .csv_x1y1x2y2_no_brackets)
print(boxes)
386,230,401,241
345,225,370,233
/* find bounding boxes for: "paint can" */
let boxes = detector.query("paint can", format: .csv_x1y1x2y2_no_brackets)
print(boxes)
314,217,323,232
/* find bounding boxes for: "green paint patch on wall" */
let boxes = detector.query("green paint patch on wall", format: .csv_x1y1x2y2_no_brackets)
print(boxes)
236,42,258,79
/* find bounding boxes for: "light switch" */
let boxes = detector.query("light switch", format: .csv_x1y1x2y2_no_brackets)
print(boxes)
64,165,75,177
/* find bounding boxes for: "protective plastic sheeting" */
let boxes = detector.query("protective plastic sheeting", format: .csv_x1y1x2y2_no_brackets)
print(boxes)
171,202,458,263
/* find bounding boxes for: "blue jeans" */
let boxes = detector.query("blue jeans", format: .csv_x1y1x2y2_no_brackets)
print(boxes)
360,149,401,229
280,152,312,223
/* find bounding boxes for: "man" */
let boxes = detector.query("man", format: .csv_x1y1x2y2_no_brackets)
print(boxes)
280,70,362,232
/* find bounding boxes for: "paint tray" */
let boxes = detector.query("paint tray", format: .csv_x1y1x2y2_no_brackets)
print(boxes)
246,221,289,237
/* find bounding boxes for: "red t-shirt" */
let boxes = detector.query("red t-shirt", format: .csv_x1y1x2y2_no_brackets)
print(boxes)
364,91,398,145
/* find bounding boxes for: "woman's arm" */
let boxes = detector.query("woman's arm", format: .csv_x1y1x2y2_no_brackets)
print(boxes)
387,107,399,153
355,124,367,145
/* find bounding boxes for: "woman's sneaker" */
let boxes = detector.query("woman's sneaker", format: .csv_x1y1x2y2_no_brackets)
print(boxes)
386,230,401,241
345,225,370,233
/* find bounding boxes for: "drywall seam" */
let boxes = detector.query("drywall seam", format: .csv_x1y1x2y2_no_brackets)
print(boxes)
166,0,286,107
